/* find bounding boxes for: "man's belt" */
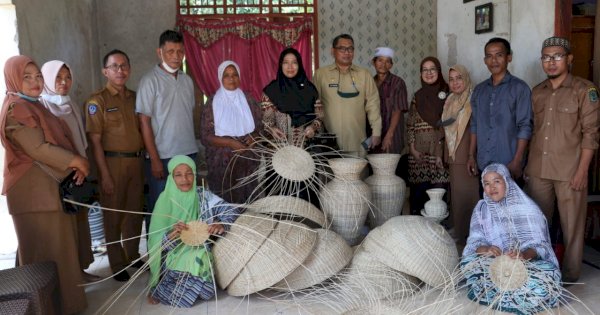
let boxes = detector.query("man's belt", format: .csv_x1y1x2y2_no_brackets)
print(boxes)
104,150,142,158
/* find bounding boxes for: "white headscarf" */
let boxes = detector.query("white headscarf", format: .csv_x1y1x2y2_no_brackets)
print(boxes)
212,61,255,137
40,60,88,156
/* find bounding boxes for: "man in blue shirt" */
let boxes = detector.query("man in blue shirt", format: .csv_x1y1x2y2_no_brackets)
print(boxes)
467,37,533,181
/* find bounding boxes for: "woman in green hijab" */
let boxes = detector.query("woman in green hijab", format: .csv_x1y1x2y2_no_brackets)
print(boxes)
147,155,240,307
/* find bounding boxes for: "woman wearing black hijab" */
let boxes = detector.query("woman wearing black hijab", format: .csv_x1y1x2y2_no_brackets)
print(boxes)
261,48,322,146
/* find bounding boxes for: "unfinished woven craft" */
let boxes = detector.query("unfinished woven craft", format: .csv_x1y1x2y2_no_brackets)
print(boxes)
273,229,352,291
489,255,529,291
320,158,371,245
345,246,421,300
227,220,317,296
247,195,326,227
365,154,406,227
271,144,316,181
179,220,209,246
362,215,458,287
212,213,276,289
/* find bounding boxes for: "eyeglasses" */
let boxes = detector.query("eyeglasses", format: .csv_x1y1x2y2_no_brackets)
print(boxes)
421,68,438,74
337,70,360,98
335,46,355,53
541,54,565,63
105,63,130,72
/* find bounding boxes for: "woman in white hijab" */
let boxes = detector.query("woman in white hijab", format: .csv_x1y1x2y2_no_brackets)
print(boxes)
40,60,99,282
200,60,262,203
40,60,87,157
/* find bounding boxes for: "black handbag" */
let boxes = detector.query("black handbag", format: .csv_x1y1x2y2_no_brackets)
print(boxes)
36,161,97,214
59,171,97,214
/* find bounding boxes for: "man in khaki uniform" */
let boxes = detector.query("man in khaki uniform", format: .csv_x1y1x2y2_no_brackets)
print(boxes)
86,49,144,281
525,37,599,283
314,33,382,157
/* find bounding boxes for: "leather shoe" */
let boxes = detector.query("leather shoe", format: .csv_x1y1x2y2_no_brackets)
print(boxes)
113,270,130,282
131,260,146,269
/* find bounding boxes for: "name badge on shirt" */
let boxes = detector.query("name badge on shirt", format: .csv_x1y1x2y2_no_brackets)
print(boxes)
328,83,339,88
106,107,119,112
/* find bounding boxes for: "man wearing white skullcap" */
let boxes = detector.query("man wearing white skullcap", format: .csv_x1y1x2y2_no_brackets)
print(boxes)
370,47,408,155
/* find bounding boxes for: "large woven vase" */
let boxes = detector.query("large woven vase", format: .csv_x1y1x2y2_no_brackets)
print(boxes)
365,154,406,227
320,158,371,246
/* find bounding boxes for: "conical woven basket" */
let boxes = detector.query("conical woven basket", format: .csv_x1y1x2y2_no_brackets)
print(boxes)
227,220,317,296
320,158,371,245
272,229,352,291
212,213,276,289
365,154,406,227
362,215,458,287
247,195,326,227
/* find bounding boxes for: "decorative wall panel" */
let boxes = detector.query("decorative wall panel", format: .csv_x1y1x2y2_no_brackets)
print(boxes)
317,0,437,96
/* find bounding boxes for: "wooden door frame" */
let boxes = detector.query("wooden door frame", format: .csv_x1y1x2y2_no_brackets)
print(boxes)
555,0,599,86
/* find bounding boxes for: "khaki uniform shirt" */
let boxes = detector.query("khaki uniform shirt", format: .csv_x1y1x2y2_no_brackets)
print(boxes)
85,83,143,152
526,74,599,181
314,64,382,155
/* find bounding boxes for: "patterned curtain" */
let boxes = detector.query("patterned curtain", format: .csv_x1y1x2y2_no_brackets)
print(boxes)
176,15,313,101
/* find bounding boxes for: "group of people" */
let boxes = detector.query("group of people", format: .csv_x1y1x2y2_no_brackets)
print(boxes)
1,27,598,314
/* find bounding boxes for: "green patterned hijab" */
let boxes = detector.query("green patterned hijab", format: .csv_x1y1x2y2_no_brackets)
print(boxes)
148,155,212,288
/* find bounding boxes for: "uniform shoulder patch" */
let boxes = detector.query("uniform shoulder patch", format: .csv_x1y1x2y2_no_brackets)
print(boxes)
88,103,98,115
589,87,599,103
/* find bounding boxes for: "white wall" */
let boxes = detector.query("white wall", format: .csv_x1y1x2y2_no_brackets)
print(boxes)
437,0,555,87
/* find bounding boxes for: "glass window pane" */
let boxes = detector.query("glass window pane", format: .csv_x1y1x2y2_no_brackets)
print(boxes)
216,0,223,4
217,7,224,13
227,0,233,5
180,0,188,6
180,8,188,14
201,8,214,14
307,6,313,13
227,7,234,13
273,7,279,13
263,0,269,4
262,7,269,13
273,0,279,4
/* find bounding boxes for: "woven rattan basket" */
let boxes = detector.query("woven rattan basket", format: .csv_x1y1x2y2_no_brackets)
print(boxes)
247,195,326,227
227,220,317,296
212,213,276,289
362,215,458,287
272,229,352,291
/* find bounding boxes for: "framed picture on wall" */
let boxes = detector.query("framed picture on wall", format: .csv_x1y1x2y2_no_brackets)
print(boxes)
475,3,493,34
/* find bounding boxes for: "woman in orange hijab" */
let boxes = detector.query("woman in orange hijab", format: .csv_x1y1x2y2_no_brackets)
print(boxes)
0,55,90,314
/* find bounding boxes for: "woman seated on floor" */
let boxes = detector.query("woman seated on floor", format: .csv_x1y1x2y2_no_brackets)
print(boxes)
147,155,240,307
461,163,561,314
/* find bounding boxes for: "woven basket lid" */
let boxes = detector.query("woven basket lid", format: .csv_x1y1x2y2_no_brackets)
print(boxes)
272,229,352,291
212,213,276,289
272,145,316,181
344,246,421,300
489,255,529,290
362,215,458,287
247,195,326,228
227,220,317,296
